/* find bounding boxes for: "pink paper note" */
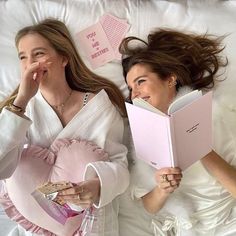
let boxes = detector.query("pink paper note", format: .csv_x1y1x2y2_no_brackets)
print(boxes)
100,13,130,59
77,13,130,68
77,22,115,69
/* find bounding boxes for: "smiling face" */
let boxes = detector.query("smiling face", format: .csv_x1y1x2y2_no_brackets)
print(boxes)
17,33,68,85
126,63,177,113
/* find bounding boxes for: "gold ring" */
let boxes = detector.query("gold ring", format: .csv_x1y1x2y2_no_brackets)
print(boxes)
161,174,168,182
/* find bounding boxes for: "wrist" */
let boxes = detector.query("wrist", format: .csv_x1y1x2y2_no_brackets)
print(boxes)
156,185,171,198
13,98,28,111
9,103,25,113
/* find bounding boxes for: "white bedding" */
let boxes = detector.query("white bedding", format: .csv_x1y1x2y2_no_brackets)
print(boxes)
1,0,236,235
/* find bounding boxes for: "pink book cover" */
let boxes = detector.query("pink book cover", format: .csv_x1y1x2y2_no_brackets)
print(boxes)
126,102,173,169
170,91,212,170
126,91,212,170
77,22,115,69
31,190,81,225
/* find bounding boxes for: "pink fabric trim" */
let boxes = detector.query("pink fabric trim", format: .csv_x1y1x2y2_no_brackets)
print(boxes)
0,193,56,236
23,144,56,165
0,193,86,236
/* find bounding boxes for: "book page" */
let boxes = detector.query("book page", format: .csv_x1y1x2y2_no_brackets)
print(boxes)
132,98,166,116
168,90,202,114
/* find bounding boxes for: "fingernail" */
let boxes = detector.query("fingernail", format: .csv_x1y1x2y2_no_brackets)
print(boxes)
33,72,37,80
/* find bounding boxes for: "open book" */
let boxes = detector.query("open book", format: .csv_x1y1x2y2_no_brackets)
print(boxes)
125,90,213,170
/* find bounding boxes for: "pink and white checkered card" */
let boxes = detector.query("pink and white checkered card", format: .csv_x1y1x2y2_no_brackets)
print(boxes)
100,13,130,59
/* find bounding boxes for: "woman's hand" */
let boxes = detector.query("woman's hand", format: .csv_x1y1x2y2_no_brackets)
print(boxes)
14,60,51,109
155,167,182,194
57,177,101,209
142,167,182,214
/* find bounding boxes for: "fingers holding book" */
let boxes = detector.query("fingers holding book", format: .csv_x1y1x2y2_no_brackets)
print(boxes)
161,174,168,182
156,167,182,193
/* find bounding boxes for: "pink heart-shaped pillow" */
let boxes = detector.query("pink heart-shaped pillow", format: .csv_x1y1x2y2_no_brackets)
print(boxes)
3,138,109,236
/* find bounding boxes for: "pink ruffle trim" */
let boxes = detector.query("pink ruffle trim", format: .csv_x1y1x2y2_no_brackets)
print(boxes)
0,193,56,235
28,138,109,165
0,193,83,236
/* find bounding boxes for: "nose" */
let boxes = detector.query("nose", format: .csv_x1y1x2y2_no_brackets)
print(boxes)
131,87,140,100
28,55,38,64
23,56,37,70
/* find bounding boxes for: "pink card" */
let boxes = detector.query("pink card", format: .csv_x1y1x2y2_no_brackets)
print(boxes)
77,13,130,68
77,22,115,69
100,13,130,59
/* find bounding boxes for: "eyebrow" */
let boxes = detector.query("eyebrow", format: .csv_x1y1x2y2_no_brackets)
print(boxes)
18,47,47,57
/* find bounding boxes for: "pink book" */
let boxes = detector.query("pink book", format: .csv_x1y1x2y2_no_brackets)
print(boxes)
126,90,212,170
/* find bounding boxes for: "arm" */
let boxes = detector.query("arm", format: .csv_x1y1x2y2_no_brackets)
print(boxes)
201,150,236,197
82,110,129,208
0,60,52,179
200,99,236,198
142,167,182,214
0,108,31,179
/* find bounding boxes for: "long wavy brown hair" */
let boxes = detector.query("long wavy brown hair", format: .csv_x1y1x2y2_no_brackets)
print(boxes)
0,18,126,116
119,29,228,95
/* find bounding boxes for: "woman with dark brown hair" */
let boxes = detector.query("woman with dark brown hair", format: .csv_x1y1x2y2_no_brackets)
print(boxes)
0,18,129,236
118,29,236,236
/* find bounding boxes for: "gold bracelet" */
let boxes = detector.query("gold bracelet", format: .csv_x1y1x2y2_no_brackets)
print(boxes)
8,103,25,113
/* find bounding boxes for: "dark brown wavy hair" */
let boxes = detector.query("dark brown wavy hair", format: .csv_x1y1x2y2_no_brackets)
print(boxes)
119,29,228,93
1,18,126,116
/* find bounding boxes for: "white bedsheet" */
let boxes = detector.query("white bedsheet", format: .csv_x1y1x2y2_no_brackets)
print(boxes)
1,0,236,235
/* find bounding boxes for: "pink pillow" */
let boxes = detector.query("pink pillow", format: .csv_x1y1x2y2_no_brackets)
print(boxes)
1,138,109,236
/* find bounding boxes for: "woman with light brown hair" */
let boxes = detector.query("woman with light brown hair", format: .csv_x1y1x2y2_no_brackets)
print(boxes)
118,29,236,236
0,18,129,236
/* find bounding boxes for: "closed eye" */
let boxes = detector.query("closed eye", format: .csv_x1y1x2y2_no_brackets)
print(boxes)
19,55,26,60
34,51,45,57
